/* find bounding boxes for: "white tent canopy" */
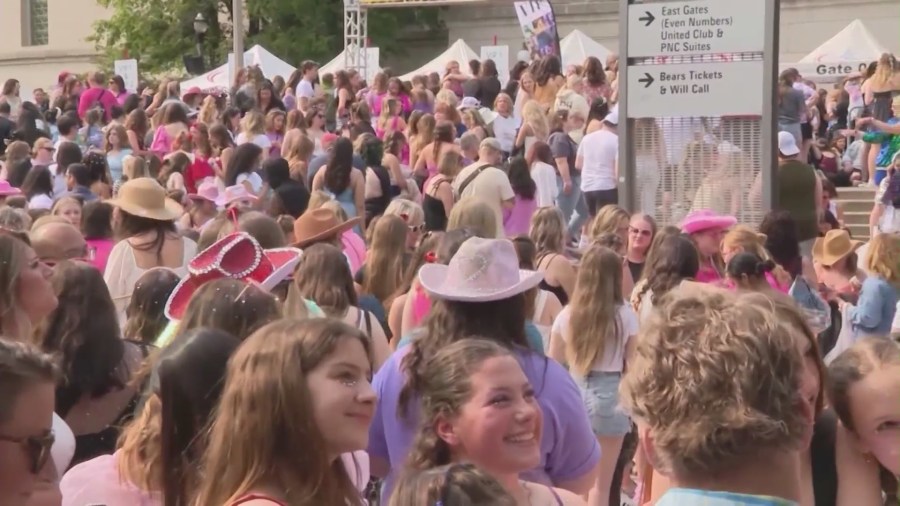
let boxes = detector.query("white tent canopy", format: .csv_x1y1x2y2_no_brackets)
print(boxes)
321,47,382,84
180,45,296,94
560,29,612,69
399,39,478,81
782,20,888,81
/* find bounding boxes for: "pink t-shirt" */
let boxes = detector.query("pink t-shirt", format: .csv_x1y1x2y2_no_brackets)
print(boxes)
87,238,115,273
61,451,371,506
61,452,160,506
342,230,367,275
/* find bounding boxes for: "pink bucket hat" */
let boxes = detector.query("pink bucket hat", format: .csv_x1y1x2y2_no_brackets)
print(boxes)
0,181,22,197
215,184,258,208
680,209,737,235
187,180,219,204
418,237,544,302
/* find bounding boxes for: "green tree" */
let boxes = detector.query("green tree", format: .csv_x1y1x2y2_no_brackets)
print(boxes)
92,0,442,75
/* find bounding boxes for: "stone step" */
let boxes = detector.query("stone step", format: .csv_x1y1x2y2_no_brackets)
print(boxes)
840,199,876,214
846,222,870,240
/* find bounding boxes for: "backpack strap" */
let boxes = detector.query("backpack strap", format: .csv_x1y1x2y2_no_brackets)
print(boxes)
456,164,492,196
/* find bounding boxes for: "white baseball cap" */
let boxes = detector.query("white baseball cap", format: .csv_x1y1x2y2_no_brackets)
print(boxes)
778,131,800,157
604,107,619,126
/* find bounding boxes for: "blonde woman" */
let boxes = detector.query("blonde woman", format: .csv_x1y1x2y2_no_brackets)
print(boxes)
514,71,536,119
530,207,577,305
384,198,426,251
423,151,463,232
282,129,315,183
549,245,637,506
586,204,635,296
515,100,550,157
842,233,900,337
197,96,218,125
447,197,499,239
492,93,521,155
235,109,271,152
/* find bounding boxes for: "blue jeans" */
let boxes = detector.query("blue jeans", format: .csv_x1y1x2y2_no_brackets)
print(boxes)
557,172,588,237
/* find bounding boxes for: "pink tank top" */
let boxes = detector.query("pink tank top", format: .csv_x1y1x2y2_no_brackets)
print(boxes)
411,284,431,327
695,264,722,284
150,126,173,157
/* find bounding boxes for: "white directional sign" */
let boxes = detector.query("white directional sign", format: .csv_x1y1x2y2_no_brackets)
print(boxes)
626,61,764,118
627,0,766,58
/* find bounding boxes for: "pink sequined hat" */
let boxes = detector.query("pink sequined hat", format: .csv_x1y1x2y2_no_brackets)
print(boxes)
164,232,301,320
418,237,544,302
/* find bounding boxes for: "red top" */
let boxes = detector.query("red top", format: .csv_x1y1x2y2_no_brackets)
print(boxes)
185,155,215,194
77,87,118,121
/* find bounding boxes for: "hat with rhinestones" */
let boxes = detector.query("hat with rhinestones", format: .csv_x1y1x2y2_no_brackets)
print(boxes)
418,237,544,302
164,232,302,320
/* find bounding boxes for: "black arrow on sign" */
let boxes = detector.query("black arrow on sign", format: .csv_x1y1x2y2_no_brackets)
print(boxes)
639,11,655,26
638,73,655,88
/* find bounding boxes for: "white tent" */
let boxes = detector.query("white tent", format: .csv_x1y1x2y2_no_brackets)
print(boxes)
782,20,888,81
321,47,382,84
560,29,612,69
180,45,296,94
399,39,479,81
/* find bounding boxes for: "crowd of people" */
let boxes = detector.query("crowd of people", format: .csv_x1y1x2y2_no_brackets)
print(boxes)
0,45,897,506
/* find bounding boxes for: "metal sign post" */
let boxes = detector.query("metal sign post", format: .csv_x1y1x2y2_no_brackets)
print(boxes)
619,0,779,226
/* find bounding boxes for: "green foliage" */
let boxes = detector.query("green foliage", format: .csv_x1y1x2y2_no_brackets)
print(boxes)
91,0,443,75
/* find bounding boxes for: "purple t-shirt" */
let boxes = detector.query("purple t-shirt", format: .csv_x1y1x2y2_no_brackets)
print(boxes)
503,195,537,237
368,345,601,500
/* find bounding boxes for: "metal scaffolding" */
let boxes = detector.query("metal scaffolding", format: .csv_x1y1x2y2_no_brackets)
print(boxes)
343,0,369,79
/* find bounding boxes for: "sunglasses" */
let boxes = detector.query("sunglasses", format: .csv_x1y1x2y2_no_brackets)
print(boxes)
0,430,55,474
629,226,652,237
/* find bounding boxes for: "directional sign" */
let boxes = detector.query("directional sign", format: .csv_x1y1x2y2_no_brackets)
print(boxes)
626,61,764,118
627,0,766,58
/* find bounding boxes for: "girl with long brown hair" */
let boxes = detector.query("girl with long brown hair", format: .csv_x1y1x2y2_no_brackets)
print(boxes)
403,338,584,505
530,207,576,305
413,120,459,181
548,245,638,506
387,231,444,342
408,113,435,174
192,318,376,506
285,244,390,369
60,327,241,506
360,215,410,312
34,261,145,466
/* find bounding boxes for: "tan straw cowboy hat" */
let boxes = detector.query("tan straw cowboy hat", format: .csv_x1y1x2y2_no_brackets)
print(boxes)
106,178,183,221
812,229,863,267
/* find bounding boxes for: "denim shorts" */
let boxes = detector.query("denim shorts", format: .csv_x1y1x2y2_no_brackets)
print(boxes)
573,371,630,437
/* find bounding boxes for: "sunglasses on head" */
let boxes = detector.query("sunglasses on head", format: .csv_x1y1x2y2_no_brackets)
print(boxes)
0,429,55,474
